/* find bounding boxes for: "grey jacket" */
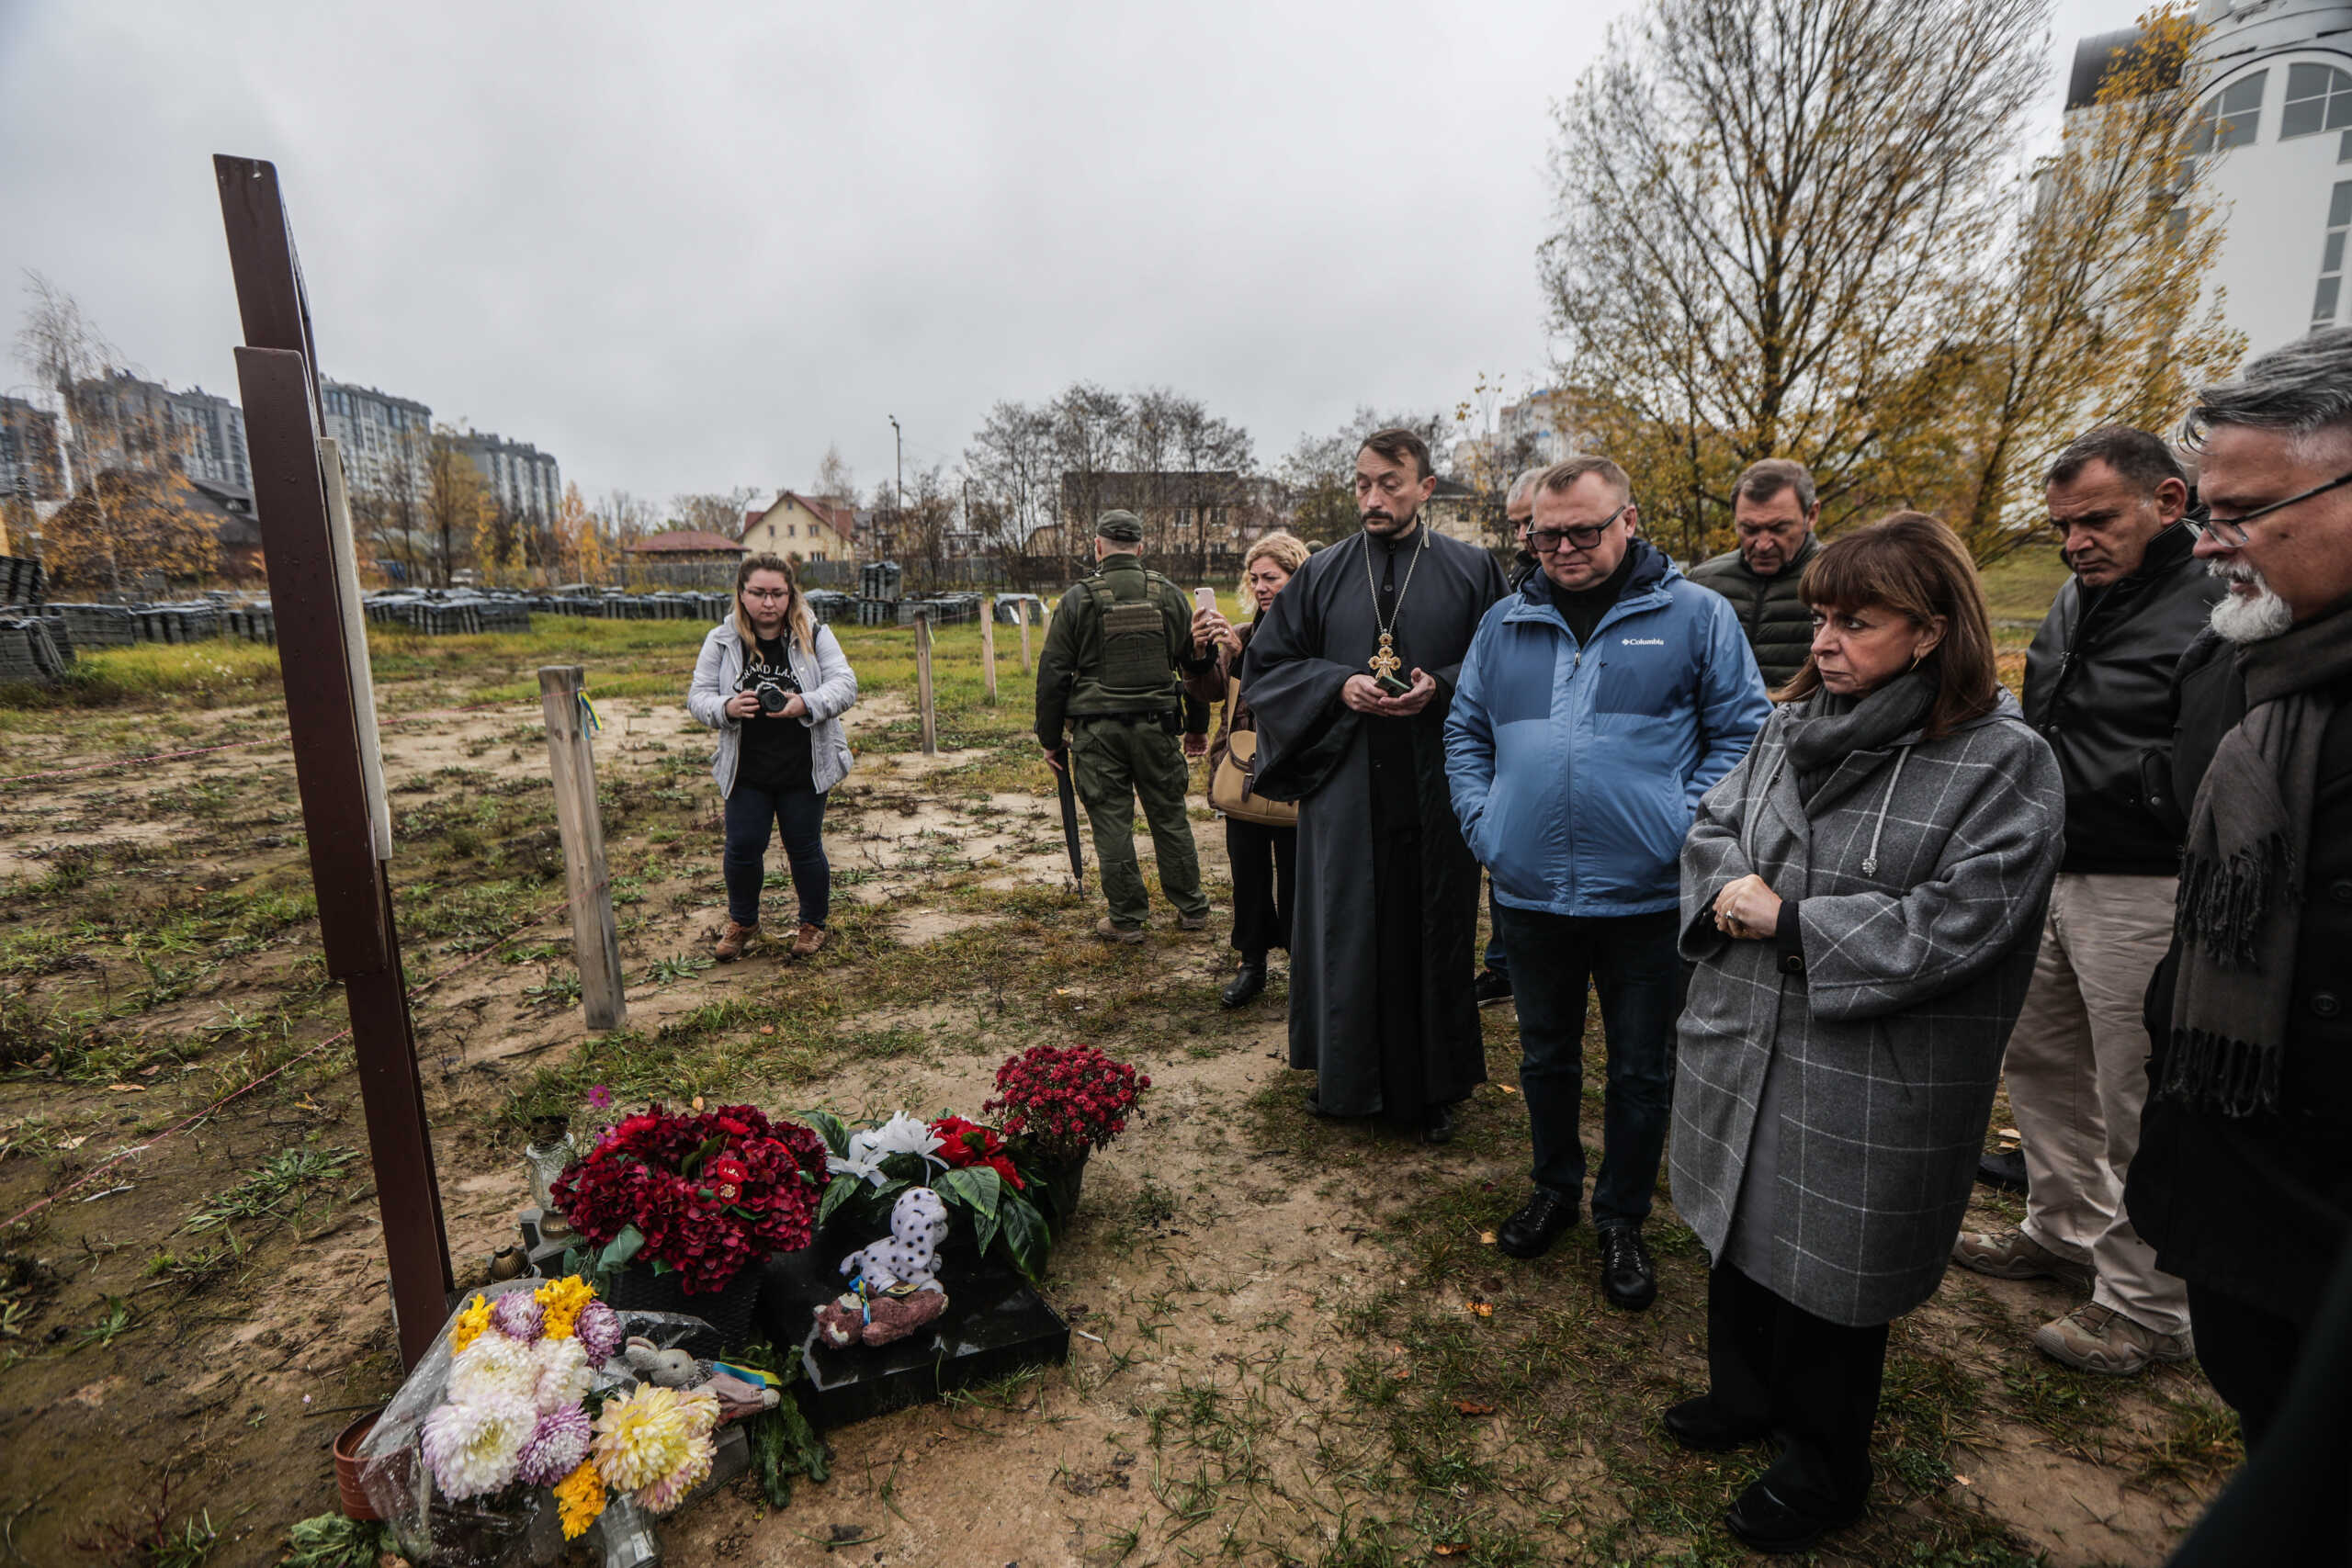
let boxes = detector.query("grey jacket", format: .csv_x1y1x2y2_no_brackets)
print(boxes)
1670,690,2063,1325
687,621,858,797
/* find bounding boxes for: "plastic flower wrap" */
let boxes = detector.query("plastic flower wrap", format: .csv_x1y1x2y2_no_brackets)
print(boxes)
535,1274,596,1340
592,1383,720,1495
492,1289,545,1341
447,1292,495,1355
553,1460,606,1540
531,1335,594,1413
420,1389,535,1500
575,1300,625,1363
446,1330,538,1405
514,1404,594,1487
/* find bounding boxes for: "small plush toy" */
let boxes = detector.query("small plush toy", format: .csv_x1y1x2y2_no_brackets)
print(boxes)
621,1337,699,1388
837,1188,951,1294
812,1280,950,1348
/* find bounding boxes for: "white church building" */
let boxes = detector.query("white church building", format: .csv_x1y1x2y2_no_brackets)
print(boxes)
2072,0,2352,356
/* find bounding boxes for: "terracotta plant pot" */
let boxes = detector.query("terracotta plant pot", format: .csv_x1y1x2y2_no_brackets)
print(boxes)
333,1408,383,1521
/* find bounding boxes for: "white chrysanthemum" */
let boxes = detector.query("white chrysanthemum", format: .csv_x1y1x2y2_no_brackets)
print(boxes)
447,1329,537,1405
830,1111,944,1186
421,1392,534,1500
531,1335,594,1413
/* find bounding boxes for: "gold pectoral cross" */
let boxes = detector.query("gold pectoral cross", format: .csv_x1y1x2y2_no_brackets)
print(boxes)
1368,633,1402,681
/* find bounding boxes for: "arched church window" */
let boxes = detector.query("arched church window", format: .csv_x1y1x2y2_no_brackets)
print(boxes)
2281,63,2352,141
2187,71,2267,154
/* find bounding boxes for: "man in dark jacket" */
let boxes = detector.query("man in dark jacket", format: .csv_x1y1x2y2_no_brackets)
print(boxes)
1952,427,2220,1376
1687,458,1821,688
2126,326,2352,1450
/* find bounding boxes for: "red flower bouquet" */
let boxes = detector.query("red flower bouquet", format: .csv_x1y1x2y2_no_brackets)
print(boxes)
983,1044,1150,1163
930,1114,1024,1190
550,1102,828,1295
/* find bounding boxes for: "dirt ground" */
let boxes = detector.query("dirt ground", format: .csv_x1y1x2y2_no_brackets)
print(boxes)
0,619,2233,1568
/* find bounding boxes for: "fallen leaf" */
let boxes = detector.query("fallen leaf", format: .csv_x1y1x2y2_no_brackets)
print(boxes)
1997,1126,2019,1139
758,1025,775,1035
1956,1474,1973,1487
1435,1545,1469,1557
55,1134,89,1151
1390,1366,1411,1382
1478,1231,1498,1247
1495,1084,1520,1096
139,1066,160,1077
1453,1400,1496,1416
104,1084,144,1094
1463,1300,1494,1317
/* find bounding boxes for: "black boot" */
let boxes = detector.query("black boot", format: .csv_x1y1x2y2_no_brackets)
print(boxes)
1496,1189,1577,1258
1221,954,1268,1009
1599,1225,1657,1311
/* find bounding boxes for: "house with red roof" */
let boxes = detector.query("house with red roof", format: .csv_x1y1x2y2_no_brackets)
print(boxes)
741,492,854,564
621,528,747,563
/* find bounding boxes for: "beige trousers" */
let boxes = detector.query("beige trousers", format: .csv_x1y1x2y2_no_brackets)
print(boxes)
2006,872,2189,1335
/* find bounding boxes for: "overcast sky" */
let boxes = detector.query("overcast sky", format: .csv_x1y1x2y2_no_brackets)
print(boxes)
0,0,2145,509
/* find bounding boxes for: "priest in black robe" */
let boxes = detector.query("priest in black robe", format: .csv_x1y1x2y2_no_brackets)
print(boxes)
1240,428,1508,1142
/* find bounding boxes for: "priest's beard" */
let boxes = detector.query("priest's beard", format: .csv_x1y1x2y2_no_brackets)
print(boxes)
1361,503,1420,538
2209,559,2293,644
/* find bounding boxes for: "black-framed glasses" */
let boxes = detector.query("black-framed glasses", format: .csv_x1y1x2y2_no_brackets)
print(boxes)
2205,469,2352,545
1531,503,1630,554
742,588,791,602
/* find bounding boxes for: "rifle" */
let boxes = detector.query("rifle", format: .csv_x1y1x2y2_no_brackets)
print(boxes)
1053,750,1085,890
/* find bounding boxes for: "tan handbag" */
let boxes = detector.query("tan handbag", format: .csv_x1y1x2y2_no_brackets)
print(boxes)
1206,675,1297,828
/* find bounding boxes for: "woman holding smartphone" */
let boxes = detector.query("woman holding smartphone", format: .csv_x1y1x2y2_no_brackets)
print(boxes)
687,552,858,961
1187,533,1310,1007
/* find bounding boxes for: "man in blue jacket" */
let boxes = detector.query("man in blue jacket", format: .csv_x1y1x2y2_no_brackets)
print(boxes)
1446,455,1770,1309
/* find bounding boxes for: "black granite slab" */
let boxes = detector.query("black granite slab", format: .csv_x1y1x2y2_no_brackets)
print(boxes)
754,1237,1068,1428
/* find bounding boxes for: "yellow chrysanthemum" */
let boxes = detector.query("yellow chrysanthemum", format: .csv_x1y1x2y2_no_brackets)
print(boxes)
593,1384,716,1492
553,1460,606,1540
534,1274,596,1340
448,1293,494,1355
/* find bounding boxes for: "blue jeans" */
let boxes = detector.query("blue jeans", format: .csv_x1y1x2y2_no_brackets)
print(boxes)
1497,904,1679,1228
723,784,830,930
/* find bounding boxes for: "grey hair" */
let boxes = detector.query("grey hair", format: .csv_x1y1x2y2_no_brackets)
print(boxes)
1505,467,1548,510
2185,326,2352,459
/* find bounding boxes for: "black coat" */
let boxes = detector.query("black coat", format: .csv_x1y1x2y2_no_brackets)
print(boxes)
2127,626,2352,1322
2021,524,2222,874
1686,533,1820,689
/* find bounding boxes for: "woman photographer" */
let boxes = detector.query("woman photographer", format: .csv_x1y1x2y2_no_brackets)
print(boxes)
688,552,858,961
1185,532,1309,1008
1667,513,2062,1551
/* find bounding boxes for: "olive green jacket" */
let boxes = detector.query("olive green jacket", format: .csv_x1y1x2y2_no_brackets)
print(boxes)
1035,554,1213,748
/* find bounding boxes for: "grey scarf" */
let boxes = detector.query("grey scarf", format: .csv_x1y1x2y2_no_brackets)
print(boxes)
1779,671,1936,803
2167,605,2352,1114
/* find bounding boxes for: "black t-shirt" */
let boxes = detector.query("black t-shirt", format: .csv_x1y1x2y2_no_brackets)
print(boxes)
736,636,813,794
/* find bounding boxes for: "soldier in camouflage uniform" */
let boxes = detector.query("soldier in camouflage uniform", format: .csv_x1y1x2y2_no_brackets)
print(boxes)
1035,511,1215,942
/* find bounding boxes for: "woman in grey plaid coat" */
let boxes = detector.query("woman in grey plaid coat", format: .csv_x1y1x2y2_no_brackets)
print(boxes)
1667,513,2063,1553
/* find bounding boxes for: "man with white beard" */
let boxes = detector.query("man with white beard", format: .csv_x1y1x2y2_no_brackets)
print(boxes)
2127,327,2352,1471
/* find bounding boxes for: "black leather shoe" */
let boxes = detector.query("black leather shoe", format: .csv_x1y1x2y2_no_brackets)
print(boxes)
1421,1103,1456,1145
1221,961,1267,1009
1724,1479,1864,1554
1495,1190,1577,1258
1663,1396,1767,1453
1598,1225,1657,1311
1976,1147,2029,1194
1473,967,1514,1008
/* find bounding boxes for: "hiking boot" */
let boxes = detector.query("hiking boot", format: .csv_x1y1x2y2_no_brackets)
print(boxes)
1176,910,1210,931
1473,967,1514,1009
1599,1224,1657,1312
713,920,760,962
1221,960,1267,1009
1095,917,1145,945
2032,1303,2194,1376
1951,1226,2093,1291
1496,1189,1577,1258
790,922,827,958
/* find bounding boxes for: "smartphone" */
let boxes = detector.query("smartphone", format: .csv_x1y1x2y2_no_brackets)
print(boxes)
1193,586,1219,615
1375,671,1414,697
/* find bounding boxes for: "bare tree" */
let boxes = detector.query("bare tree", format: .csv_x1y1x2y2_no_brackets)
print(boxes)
1544,0,2049,560
1278,406,1450,546
810,444,856,505
673,488,760,539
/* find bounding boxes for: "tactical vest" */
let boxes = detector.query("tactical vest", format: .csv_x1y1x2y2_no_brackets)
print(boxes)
1069,567,1181,712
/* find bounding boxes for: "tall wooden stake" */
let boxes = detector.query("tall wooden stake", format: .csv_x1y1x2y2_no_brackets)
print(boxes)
217,154,451,1369
979,603,998,705
538,666,627,1031
1018,601,1034,673
914,611,938,756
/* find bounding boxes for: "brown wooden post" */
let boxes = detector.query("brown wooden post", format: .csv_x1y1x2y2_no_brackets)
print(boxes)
537,667,627,1031
1018,600,1034,673
914,611,938,756
217,154,452,1370
979,601,998,705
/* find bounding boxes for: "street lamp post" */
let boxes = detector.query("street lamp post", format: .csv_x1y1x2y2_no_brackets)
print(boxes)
888,415,903,562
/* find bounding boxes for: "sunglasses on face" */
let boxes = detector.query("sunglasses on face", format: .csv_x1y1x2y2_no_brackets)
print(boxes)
1531,503,1630,554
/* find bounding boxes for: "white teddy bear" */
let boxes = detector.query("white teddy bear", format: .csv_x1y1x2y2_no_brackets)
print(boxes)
838,1187,951,1293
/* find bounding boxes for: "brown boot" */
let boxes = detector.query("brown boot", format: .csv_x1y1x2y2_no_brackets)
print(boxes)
791,922,827,958
713,919,759,961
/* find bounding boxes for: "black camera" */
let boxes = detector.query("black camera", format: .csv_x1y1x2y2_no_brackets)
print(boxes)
737,670,791,715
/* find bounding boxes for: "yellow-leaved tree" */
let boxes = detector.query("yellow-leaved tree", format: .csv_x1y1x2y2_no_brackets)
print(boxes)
424,425,492,586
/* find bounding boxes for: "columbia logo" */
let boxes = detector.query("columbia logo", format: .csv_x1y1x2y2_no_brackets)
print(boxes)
1621,637,1665,647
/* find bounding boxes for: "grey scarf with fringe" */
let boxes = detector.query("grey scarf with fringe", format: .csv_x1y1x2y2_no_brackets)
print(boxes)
2166,605,2352,1114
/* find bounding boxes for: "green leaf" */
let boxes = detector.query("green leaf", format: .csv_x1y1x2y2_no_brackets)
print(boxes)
971,1201,1001,1259
935,1165,1002,1223
996,1191,1050,1281
817,1174,861,1229
598,1224,646,1276
800,1108,850,1157
680,1134,726,1179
